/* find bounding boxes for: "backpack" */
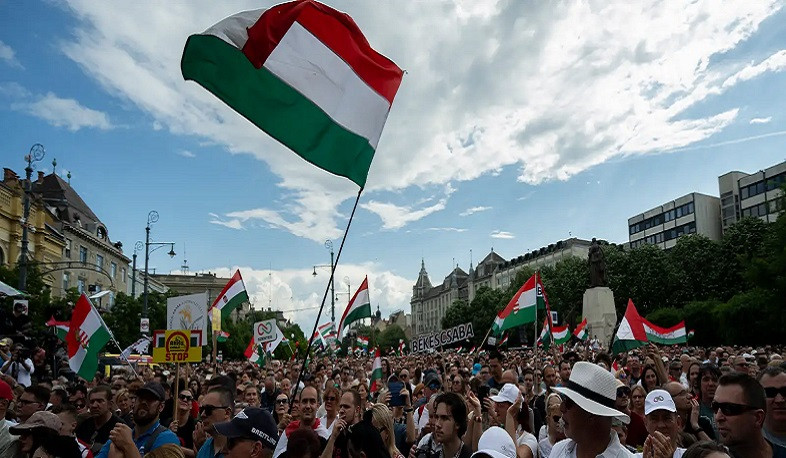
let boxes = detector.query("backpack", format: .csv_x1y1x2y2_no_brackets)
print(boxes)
139,425,168,455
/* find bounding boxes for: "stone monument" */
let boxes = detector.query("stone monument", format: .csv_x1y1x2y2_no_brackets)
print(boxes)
582,238,617,348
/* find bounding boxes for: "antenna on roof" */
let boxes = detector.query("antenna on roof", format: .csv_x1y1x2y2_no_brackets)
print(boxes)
181,243,189,274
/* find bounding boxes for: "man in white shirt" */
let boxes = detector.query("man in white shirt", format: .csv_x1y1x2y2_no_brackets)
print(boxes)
1,344,33,387
635,389,686,458
550,362,634,457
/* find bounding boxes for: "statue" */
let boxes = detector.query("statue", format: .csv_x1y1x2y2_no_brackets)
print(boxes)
588,238,607,287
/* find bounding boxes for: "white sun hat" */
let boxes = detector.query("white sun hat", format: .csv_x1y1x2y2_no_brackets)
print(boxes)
552,361,630,424
489,383,520,404
471,426,516,458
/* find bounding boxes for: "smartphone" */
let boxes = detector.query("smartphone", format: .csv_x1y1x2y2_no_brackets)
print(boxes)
388,381,405,406
478,385,490,412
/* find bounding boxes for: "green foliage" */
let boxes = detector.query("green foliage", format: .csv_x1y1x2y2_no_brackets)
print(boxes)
540,256,588,324
645,308,683,327
442,287,506,346
377,324,406,350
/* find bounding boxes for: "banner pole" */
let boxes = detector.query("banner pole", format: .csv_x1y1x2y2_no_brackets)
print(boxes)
172,362,180,422
289,187,364,414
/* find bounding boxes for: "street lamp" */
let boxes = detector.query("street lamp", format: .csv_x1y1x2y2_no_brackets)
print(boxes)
312,240,335,322
142,210,176,333
335,276,351,302
131,241,143,298
18,144,45,291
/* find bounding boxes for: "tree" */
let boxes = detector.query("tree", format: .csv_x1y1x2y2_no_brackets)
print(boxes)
540,256,588,325
668,235,724,305
377,324,406,351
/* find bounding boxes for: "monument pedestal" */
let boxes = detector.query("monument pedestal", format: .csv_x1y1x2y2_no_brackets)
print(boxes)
582,287,617,349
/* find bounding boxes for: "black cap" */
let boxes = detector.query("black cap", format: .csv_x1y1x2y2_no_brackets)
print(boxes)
213,407,278,450
136,382,166,401
424,372,441,389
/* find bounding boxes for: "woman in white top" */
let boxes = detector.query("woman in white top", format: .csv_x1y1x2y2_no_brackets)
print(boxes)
538,395,566,458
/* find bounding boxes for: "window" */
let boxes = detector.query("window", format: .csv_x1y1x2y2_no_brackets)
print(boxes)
62,272,69,291
742,187,750,199
96,254,104,272
111,262,117,278
77,278,86,293
65,239,72,258
79,246,88,263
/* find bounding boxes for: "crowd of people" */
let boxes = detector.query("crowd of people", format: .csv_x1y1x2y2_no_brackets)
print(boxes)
1,334,785,458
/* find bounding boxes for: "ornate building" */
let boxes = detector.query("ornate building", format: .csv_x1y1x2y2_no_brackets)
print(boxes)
410,260,469,336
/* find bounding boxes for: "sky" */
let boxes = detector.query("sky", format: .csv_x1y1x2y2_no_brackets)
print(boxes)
1,0,786,333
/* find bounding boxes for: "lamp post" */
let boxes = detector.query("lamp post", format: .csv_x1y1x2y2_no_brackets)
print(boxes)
312,240,335,322
335,276,351,303
131,241,143,298
18,144,45,292
142,211,176,333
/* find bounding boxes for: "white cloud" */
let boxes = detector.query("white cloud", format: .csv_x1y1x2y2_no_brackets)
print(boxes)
204,264,413,330
178,150,196,158
12,92,113,131
459,206,491,217
426,227,467,232
749,117,772,124
490,230,515,239
57,1,786,237
0,40,22,68
209,218,244,230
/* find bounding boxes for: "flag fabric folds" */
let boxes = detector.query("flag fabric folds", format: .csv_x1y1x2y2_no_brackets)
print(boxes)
369,348,383,393
643,320,687,345
338,276,371,336
612,299,649,354
120,336,152,361
492,273,546,334
573,318,589,341
209,270,249,320
181,0,404,188
216,331,230,342
66,294,111,380
46,316,69,342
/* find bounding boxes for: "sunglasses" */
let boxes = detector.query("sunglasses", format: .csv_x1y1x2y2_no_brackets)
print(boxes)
428,383,441,390
324,396,338,402
199,405,229,417
764,387,786,399
179,394,193,401
711,401,757,416
552,415,562,423
616,387,631,397
276,398,289,405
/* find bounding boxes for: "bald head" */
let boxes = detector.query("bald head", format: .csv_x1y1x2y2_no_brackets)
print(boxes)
663,381,690,412
502,370,518,384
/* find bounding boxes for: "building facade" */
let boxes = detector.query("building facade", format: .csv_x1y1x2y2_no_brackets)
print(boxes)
628,192,721,249
494,238,593,290
410,260,468,336
151,272,252,322
718,160,786,231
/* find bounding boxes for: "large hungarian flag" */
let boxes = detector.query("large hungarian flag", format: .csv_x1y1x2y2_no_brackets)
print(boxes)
46,316,69,342
318,321,335,345
612,299,649,354
66,295,111,380
492,273,545,334
573,318,589,341
181,0,404,188
369,348,383,393
338,276,371,336
643,320,687,345
210,270,249,320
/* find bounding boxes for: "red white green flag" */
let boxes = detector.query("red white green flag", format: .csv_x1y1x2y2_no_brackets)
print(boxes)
499,334,509,346
538,317,570,349
398,339,405,356
244,337,265,367
643,320,687,345
369,348,383,393
338,277,371,336
612,299,649,354
492,273,546,335
66,294,111,380
46,316,69,342
209,270,249,320
181,0,404,188
216,330,230,342
573,318,589,341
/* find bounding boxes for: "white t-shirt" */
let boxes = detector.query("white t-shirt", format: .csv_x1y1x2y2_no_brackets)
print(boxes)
635,448,685,458
549,432,634,457
516,429,538,457
3,358,33,387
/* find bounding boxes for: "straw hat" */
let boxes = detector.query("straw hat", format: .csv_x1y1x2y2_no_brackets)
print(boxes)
552,362,630,424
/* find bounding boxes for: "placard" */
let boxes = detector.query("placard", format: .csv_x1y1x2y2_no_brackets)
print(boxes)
152,330,202,363
410,322,475,353
167,292,207,343
254,319,278,344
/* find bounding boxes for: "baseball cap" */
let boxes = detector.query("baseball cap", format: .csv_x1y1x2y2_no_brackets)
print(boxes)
471,426,516,458
644,389,677,416
0,380,12,401
0,338,10,347
213,407,278,450
472,363,482,375
9,411,62,434
136,382,166,401
489,383,520,405
424,372,441,389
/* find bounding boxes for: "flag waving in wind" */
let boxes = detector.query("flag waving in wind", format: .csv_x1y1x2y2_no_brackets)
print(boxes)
573,318,589,341
492,273,545,334
338,277,371,336
209,270,249,320
181,0,404,188
46,317,69,342
66,294,111,381
612,299,649,354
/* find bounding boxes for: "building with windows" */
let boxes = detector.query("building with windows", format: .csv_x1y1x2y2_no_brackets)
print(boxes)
410,260,469,336
150,271,253,322
718,160,786,231
494,238,594,290
628,192,721,249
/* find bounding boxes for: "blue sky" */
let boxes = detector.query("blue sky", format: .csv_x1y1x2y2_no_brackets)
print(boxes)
1,1,786,331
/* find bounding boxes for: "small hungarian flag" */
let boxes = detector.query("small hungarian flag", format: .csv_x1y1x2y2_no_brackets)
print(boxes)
244,338,265,367
499,334,509,346
369,348,383,392
210,270,249,320
46,316,69,342
538,318,570,350
687,329,695,339
492,273,545,334
181,1,404,188
573,318,589,341
66,295,111,380
290,341,300,362
318,321,335,345
611,299,649,354
216,331,230,342
468,345,476,354
338,277,371,336
643,320,687,345
398,339,405,356
356,336,369,351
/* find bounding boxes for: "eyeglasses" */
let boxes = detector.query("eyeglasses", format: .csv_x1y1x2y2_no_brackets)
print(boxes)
324,396,338,402
452,379,462,384
199,405,229,417
276,398,289,405
179,394,193,401
711,401,757,416
616,387,631,397
764,387,786,399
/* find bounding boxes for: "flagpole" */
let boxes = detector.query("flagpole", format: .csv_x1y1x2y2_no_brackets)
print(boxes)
87,297,139,379
290,188,364,414
534,270,539,370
